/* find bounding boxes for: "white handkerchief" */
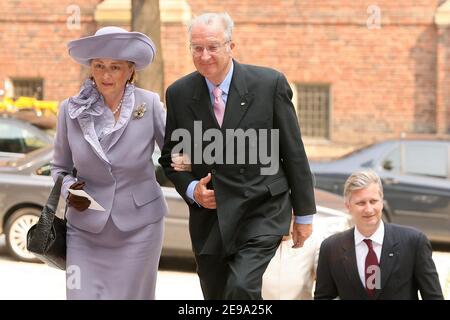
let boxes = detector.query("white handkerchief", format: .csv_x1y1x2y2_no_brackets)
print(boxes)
68,189,105,211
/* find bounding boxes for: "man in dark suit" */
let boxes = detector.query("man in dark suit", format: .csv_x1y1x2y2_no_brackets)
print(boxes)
314,170,444,300
160,12,316,299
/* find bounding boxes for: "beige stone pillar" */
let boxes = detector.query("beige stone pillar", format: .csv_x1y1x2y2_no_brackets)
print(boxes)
95,0,192,27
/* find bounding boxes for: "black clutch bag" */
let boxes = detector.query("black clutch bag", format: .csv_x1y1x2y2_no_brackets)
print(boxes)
27,174,67,270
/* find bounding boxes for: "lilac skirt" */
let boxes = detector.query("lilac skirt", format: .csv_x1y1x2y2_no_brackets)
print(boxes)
66,216,164,300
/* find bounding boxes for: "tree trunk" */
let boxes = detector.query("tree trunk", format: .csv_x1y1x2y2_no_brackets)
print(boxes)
131,0,164,101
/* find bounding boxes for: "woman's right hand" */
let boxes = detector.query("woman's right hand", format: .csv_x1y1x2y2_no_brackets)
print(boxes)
67,181,91,211
171,153,192,172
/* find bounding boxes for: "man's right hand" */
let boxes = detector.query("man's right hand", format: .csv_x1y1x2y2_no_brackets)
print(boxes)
67,181,91,212
194,173,216,209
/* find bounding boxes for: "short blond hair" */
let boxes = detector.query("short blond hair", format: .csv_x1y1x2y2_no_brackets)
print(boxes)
344,170,383,201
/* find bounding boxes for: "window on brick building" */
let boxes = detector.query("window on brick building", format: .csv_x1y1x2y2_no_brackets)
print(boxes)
12,78,43,100
294,84,330,139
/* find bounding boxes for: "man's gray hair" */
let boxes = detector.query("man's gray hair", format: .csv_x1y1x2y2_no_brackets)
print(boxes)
343,170,383,201
188,12,234,42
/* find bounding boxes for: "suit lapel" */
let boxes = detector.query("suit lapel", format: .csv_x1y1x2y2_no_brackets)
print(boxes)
375,223,399,299
341,229,368,298
222,61,254,130
188,73,218,128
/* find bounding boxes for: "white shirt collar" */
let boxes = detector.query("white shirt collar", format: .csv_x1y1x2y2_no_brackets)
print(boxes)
354,221,384,246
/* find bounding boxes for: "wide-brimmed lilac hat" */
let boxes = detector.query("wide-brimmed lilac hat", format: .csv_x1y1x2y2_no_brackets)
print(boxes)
68,26,156,71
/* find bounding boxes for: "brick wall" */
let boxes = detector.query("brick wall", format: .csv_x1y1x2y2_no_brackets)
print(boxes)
1,0,448,155
0,0,101,102
180,0,445,147
161,22,193,93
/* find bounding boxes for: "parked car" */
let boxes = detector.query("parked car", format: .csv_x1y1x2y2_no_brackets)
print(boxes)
0,145,351,262
0,117,53,161
310,139,450,243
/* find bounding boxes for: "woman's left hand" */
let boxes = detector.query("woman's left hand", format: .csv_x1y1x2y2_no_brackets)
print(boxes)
171,153,192,172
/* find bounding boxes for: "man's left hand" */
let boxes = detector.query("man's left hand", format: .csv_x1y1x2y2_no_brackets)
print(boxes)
291,223,312,248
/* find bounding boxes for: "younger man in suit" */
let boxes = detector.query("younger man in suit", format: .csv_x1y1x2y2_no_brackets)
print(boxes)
314,170,443,300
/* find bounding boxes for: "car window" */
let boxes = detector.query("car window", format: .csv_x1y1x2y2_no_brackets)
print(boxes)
382,146,401,172
0,123,48,154
404,144,448,178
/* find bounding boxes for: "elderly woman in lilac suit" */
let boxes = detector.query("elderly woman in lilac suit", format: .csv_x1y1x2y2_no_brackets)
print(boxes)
51,27,180,300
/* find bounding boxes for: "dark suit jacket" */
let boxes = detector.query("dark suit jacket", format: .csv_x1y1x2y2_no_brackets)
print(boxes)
160,60,316,255
314,223,444,300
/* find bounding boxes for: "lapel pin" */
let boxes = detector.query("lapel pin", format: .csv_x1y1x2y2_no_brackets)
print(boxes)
389,253,394,257
241,102,246,106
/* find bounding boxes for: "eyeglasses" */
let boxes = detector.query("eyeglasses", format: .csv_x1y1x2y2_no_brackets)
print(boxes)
189,40,231,56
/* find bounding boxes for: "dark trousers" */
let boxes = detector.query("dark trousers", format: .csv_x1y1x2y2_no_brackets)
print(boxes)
195,235,282,300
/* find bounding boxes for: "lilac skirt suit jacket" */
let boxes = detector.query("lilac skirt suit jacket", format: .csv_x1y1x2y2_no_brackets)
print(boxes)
51,82,168,233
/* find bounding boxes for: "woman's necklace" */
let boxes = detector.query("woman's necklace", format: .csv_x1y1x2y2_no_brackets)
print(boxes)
112,97,123,115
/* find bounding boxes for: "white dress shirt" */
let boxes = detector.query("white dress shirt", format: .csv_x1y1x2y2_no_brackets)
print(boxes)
354,221,384,287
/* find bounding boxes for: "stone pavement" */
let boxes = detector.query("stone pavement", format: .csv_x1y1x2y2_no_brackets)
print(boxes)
0,257,203,300
0,236,448,300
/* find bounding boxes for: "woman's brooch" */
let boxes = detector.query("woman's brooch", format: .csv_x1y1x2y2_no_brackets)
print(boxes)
133,103,146,119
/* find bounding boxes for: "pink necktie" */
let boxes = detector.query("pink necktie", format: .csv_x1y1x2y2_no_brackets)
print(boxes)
212,86,225,127
363,239,379,298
